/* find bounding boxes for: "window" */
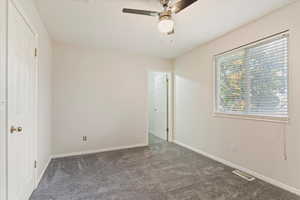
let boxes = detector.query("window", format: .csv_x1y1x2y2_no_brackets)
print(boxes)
215,33,288,119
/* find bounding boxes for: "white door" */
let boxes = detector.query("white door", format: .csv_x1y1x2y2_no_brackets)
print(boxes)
7,1,37,200
148,72,168,140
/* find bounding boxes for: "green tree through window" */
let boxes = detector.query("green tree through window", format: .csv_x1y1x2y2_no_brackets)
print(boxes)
216,34,288,117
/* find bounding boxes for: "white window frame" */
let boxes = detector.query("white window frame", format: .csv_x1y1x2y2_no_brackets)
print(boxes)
213,31,289,123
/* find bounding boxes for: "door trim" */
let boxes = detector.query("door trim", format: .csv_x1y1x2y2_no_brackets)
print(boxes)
166,74,169,141
146,71,173,143
0,0,8,199
166,72,173,142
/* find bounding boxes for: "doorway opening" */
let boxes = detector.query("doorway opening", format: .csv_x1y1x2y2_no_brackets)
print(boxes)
148,72,171,145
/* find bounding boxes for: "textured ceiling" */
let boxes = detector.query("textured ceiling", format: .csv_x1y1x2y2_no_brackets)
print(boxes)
35,0,295,58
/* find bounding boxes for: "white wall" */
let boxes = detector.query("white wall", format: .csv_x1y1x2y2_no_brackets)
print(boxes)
174,1,300,192
52,42,172,156
0,1,52,198
148,72,168,140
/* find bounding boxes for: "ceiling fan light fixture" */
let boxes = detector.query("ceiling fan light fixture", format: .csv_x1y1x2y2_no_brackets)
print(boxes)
158,15,174,34
123,0,198,35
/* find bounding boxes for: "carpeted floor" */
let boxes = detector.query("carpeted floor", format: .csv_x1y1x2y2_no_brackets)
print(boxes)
30,135,300,200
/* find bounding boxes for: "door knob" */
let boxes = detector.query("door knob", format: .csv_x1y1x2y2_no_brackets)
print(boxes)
10,126,17,134
17,127,23,132
10,126,23,134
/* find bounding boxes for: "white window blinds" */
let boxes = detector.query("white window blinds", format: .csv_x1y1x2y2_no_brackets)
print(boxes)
215,33,288,118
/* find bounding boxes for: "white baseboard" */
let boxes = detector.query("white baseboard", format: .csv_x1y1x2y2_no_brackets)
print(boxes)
52,143,148,159
173,140,300,196
36,156,52,188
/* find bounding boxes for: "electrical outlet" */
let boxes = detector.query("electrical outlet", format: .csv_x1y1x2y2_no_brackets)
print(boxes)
82,136,87,142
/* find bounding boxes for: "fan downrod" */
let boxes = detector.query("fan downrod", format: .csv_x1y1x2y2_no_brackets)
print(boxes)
160,0,170,8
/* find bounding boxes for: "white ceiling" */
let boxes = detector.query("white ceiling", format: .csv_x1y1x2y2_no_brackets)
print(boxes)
34,0,295,58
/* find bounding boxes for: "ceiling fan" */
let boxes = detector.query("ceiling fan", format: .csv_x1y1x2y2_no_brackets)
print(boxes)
122,0,198,35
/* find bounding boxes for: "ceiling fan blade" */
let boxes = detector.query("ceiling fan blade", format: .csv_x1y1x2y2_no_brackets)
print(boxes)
172,0,198,14
122,8,159,17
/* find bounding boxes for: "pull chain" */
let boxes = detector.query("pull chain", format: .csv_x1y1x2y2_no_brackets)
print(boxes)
283,124,287,161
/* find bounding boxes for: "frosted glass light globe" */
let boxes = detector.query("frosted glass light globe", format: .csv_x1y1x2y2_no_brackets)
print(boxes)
158,18,174,34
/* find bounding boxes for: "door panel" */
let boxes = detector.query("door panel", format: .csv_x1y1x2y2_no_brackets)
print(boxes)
7,2,36,200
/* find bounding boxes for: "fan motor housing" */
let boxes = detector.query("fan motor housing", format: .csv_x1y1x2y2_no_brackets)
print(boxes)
159,10,172,20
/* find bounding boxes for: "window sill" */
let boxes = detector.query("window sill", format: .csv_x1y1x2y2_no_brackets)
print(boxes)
213,112,289,124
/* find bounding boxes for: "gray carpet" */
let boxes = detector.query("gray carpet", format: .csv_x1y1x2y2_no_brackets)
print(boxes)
30,135,300,200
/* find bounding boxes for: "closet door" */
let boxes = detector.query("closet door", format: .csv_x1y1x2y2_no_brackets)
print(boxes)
7,1,37,200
